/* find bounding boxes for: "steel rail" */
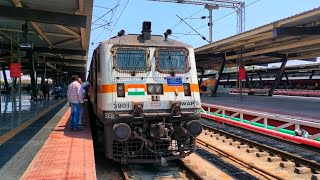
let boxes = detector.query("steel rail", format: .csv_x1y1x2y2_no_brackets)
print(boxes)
201,124,320,170
176,159,205,180
120,166,130,180
196,139,282,180
120,161,204,180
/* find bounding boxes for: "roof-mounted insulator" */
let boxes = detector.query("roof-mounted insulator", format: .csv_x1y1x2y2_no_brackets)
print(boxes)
141,21,151,40
118,30,125,37
164,29,172,41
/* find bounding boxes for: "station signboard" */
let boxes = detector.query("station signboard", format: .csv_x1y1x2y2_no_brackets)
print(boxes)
10,63,21,78
239,67,246,80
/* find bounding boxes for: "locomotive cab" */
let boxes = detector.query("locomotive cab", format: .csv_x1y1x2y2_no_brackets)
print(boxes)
88,22,202,164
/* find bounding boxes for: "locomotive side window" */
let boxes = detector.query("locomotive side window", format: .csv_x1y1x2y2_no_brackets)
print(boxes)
155,49,190,74
114,48,147,72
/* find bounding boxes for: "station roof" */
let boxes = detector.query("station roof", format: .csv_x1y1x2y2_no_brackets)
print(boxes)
195,7,320,70
201,63,320,78
0,0,93,78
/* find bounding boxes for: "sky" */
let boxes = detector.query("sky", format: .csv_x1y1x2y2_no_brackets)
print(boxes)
2,0,319,82
87,0,320,73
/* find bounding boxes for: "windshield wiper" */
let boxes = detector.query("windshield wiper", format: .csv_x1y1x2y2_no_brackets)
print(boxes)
132,56,144,76
168,54,175,77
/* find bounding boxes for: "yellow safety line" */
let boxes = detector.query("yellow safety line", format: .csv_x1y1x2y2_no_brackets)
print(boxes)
0,100,66,145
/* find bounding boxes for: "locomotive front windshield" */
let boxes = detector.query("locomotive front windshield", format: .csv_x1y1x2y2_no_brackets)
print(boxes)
157,49,189,73
115,48,147,71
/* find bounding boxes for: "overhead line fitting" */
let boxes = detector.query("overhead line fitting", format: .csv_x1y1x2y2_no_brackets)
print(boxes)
176,14,209,43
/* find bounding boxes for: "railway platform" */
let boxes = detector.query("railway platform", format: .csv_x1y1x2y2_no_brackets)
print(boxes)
201,93,320,120
0,92,65,141
0,92,96,179
20,101,96,180
201,94,320,148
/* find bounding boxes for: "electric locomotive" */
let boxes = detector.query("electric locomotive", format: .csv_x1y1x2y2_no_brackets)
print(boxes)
88,21,202,164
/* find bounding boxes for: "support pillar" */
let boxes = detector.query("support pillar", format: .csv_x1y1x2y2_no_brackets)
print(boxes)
2,66,9,92
245,73,253,90
284,73,292,89
198,68,205,88
41,64,46,87
205,5,218,43
226,73,230,86
268,55,287,96
304,70,314,89
27,51,37,100
56,71,59,86
211,54,226,96
0,63,1,113
257,72,264,89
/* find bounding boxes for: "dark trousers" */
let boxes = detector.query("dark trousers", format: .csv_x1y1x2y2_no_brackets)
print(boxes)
44,91,50,99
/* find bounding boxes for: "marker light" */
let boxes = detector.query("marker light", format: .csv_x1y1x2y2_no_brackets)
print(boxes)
117,83,125,97
183,83,191,96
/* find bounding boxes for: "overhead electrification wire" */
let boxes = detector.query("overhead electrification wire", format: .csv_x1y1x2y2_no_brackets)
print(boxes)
176,14,210,43
92,14,112,24
176,0,263,39
171,8,205,30
108,0,130,38
94,5,112,9
92,4,119,25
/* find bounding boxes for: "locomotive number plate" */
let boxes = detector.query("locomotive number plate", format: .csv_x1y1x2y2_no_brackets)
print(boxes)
113,102,132,110
167,77,182,86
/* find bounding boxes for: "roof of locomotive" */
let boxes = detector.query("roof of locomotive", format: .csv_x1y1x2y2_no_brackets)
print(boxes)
100,34,193,48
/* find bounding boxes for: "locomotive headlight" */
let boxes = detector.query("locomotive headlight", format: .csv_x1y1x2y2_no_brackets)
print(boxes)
113,123,131,141
183,83,191,96
147,84,155,94
117,83,125,97
147,84,163,94
155,84,163,94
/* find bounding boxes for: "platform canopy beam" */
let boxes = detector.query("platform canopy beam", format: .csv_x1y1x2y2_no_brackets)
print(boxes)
0,5,87,28
273,27,320,37
46,58,86,65
33,47,86,56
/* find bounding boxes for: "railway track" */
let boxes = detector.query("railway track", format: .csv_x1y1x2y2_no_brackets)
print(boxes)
199,119,320,179
120,160,203,180
196,139,280,180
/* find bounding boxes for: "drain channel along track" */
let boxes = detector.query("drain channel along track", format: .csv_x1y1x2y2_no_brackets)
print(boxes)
120,160,204,180
200,122,320,179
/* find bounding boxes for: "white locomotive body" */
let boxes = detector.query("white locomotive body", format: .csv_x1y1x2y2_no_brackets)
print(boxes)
88,22,202,164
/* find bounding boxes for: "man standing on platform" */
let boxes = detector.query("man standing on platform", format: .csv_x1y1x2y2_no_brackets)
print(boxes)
67,75,83,131
43,82,51,100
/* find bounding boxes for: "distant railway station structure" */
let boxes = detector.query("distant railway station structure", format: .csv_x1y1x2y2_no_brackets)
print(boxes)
0,0,93,98
196,7,320,96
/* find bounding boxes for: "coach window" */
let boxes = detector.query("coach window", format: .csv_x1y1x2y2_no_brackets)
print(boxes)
113,47,148,72
155,48,190,74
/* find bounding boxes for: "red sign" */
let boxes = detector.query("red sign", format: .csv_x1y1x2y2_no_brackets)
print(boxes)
10,63,21,78
239,67,246,80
